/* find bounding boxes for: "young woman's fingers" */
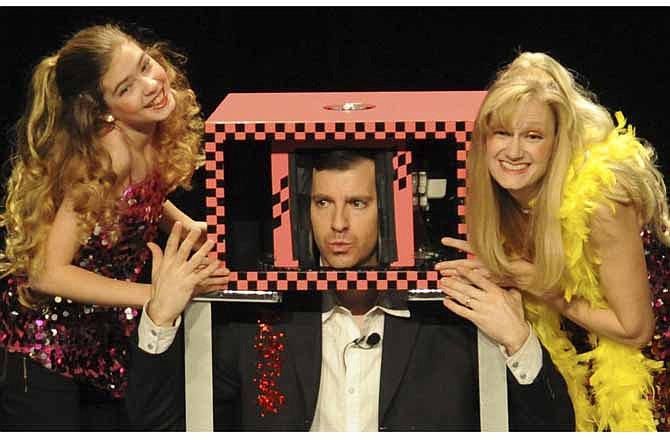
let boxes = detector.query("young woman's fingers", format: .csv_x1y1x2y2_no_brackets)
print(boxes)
191,257,220,285
185,239,215,272
176,227,203,263
195,277,230,294
210,266,230,277
164,221,183,258
194,259,228,271
147,242,164,280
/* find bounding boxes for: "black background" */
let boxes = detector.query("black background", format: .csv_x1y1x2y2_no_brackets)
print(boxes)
1,6,668,220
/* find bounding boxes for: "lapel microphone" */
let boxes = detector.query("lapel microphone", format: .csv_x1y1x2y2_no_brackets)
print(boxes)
352,332,381,349
343,332,382,372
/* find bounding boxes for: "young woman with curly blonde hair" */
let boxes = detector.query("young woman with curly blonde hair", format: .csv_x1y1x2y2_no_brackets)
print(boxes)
0,23,228,430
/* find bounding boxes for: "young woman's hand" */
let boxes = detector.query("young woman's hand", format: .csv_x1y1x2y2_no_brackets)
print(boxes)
185,220,209,248
194,263,230,295
146,222,220,327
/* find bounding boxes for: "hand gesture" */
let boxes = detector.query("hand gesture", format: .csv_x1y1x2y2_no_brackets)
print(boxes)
435,236,561,301
434,237,498,283
182,220,230,295
146,222,223,327
441,267,530,355
184,220,208,248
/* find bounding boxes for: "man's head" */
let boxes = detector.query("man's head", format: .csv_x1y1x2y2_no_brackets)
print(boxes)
310,150,379,269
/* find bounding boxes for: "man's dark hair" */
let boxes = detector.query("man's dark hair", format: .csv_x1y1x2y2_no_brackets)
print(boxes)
311,149,377,171
289,147,397,268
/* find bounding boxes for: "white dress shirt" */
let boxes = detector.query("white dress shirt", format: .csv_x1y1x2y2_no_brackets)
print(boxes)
138,298,543,431
310,304,409,432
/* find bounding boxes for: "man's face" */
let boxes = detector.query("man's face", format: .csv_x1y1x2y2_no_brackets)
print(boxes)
310,158,379,269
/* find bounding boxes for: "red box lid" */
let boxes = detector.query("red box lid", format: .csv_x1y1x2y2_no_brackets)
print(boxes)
206,91,487,124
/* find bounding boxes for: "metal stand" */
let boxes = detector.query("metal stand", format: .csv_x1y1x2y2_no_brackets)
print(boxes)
184,302,214,432
477,329,509,431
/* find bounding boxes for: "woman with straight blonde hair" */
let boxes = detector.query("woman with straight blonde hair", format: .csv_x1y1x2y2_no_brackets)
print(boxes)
436,52,670,431
0,23,228,430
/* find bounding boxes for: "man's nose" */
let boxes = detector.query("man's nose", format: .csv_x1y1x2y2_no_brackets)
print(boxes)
331,206,349,232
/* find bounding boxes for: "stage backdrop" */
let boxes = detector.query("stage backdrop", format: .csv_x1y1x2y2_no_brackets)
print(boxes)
1,6,668,222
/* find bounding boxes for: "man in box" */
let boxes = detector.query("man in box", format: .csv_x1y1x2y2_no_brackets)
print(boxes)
126,149,574,431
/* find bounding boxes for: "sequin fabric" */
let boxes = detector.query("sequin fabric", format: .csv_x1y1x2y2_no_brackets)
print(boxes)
253,318,286,417
0,170,166,398
642,228,670,431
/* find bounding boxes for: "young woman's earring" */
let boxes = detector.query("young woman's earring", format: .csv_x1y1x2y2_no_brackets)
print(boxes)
104,114,115,124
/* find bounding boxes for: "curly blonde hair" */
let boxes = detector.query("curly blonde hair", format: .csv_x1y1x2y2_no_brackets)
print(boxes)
466,52,670,293
0,24,203,306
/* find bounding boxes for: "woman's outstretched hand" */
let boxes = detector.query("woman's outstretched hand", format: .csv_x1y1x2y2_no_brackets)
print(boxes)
434,237,496,282
435,236,563,304
146,222,227,327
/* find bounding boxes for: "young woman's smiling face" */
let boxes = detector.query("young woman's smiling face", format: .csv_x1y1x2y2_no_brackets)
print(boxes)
101,40,175,129
485,98,556,206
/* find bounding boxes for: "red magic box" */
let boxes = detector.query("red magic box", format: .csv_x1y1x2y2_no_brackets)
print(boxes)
201,91,485,300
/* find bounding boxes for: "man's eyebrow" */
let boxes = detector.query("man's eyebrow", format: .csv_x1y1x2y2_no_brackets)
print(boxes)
311,193,332,200
112,52,147,95
345,195,374,202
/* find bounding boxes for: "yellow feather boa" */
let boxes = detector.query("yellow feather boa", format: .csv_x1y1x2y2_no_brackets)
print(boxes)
525,112,663,431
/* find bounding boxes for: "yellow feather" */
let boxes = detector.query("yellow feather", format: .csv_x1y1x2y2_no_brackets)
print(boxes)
526,114,661,431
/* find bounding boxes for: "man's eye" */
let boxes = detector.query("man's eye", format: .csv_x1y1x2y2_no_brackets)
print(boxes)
352,200,367,208
315,200,329,208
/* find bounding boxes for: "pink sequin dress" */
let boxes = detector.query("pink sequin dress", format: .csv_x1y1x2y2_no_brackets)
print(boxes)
0,170,167,398
642,228,670,431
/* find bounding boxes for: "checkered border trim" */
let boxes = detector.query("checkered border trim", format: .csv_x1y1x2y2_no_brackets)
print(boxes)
455,121,473,236
204,120,471,142
271,174,290,230
392,150,411,191
204,119,473,288
228,270,439,291
205,148,226,257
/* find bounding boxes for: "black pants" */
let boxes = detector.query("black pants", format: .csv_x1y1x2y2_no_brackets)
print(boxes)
0,348,128,431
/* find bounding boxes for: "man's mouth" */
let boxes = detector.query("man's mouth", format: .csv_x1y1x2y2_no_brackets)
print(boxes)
328,241,352,253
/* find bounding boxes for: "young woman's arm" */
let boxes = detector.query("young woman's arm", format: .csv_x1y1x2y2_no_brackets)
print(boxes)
549,201,655,347
29,197,151,307
160,200,207,243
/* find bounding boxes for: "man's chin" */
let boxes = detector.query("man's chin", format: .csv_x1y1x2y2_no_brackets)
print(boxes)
322,254,358,270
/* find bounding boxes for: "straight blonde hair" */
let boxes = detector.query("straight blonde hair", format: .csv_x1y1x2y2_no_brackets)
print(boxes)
466,52,669,294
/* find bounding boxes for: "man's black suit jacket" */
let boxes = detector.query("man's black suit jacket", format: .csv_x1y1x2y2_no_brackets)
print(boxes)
126,294,574,431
